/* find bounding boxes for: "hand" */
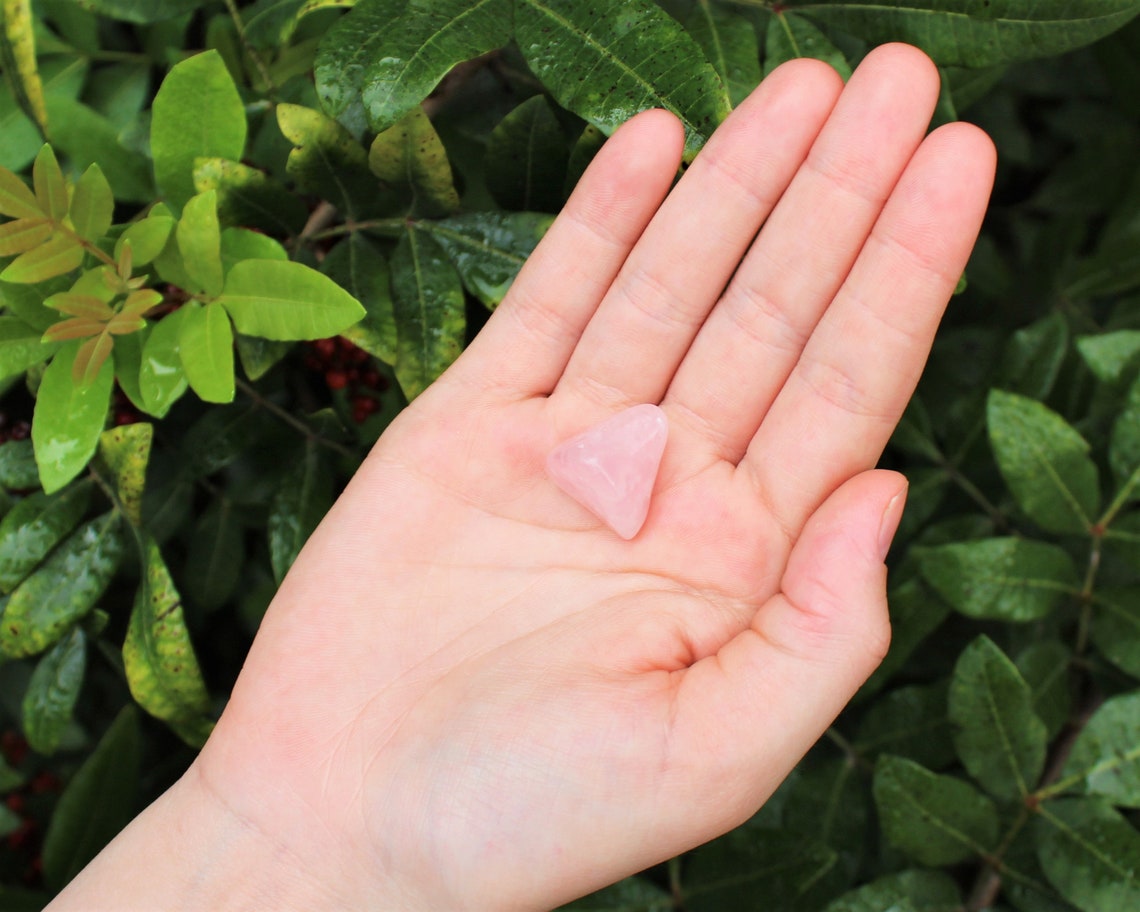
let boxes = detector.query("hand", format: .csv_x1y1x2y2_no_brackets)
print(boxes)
50,43,995,912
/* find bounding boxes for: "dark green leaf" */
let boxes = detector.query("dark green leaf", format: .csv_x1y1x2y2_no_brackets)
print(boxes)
234,333,291,382
21,626,85,755
821,869,961,912
123,534,212,746
97,422,153,526
0,315,56,378
31,341,114,494
390,227,464,399
0,483,90,592
1016,640,1073,740
369,105,460,217
860,577,951,698
217,259,365,341
192,157,307,235
41,706,139,892
564,123,605,196
684,828,838,912
182,399,276,477
555,876,671,911
949,635,1048,799
68,164,114,243
997,311,1069,401
1078,330,1140,384
781,0,1140,68
416,212,553,309
516,0,729,159
484,96,568,213
183,499,244,612
0,511,123,658
987,389,1099,533
1058,691,1140,807
873,755,999,866
1037,797,1140,912
74,0,203,24
765,11,852,79
268,439,333,585
684,0,762,107
178,303,235,403
917,538,1079,622
1110,373,1140,488
357,0,512,133
138,310,190,419
176,190,224,298
855,681,955,769
322,233,396,364
1091,588,1140,680
151,50,247,210
0,438,38,489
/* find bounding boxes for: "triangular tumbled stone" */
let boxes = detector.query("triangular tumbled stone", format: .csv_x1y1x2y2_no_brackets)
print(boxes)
546,404,668,540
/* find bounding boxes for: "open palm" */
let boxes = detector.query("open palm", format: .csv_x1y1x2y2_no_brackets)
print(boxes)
56,44,995,912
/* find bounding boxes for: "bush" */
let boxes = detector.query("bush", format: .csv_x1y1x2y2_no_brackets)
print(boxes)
1,1,1139,909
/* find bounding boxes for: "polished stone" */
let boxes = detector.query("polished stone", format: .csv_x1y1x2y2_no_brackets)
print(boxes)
546,404,668,540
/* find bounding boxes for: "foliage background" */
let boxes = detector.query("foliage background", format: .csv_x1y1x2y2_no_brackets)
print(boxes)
1,1,1140,910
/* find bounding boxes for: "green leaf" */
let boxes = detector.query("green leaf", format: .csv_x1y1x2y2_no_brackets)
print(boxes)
684,828,838,912
861,577,951,697
1016,640,1073,740
416,212,553,309
765,11,852,79
72,0,203,24
0,438,38,489
137,311,191,418
41,706,139,893
0,511,123,658
268,439,333,584
1077,330,1140,384
151,50,247,210
0,483,90,592
821,869,961,912
113,215,174,268
178,303,234,403
0,164,41,218
183,499,244,612
123,534,213,746
855,681,955,769
1091,588,1140,680
369,105,460,217
312,0,407,137
32,145,67,222
0,232,84,283
176,190,224,298
234,333,291,382
684,0,762,108
0,315,57,377
1037,797,1140,912
97,422,153,526
0,216,50,256
1110,373,1140,487
987,389,1099,533
1058,691,1140,807
515,0,729,159
996,311,1069,401
484,96,568,213
321,233,396,364
68,164,113,244
949,635,1048,799
219,227,287,275
917,538,1079,622
31,341,114,494
182,399,277,477
217,258,365,341
21,625,85,755
390,227,464,399
192,157,307,235
873,755,999,866
555,876,671,911
781,0,1140,68
276,102,381,219
356,0,512,134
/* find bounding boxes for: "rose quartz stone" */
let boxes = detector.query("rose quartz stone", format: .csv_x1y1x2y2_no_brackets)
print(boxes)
546,404,668,540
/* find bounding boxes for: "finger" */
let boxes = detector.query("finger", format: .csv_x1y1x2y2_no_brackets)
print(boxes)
663,43,941,463
664,471,904,838
449,110,685,400
554,59,844,411
744,122,997,535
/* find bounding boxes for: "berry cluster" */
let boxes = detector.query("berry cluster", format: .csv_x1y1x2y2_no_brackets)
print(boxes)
2,730,61,889
304,337,388,424
0,413,30,445
112,386,143,426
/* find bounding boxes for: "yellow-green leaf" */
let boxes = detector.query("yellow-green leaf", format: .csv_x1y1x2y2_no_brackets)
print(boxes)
69,163,113,243
368,106,459,217
32,144,67,221
0,216,50,256
176,190,224,298
0,165,42,218
0,232,84,283
22,626,85,755
97,422,152,526
71,331,113,386
178,302,234,403
0,0,49,138
44,292,114,320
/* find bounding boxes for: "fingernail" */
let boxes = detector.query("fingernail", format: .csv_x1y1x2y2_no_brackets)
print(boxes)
877,485,908,561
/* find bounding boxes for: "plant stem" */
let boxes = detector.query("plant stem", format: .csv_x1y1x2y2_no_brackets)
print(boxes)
236,378,358,460
224,0,276,95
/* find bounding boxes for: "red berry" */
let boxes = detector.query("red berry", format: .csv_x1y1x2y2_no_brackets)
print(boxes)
313,338,337,360
9,421,29,441
1,731,28,766
5,794,24,814
325,369,348,391
361,369,381,388
30,771,61,794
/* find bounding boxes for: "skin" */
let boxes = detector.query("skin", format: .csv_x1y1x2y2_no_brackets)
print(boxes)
48,44,996,912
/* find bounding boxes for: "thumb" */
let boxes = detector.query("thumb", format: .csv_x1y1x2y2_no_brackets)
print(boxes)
669,470,906,837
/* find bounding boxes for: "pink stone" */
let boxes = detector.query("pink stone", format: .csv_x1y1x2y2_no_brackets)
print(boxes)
546,404,668,540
